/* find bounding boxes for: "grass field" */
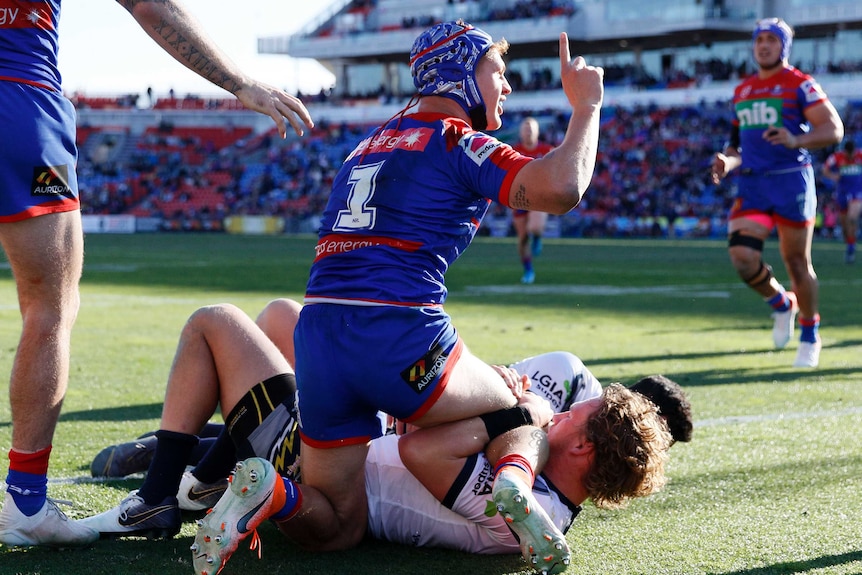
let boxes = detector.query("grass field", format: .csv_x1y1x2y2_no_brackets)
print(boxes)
1,233,861,575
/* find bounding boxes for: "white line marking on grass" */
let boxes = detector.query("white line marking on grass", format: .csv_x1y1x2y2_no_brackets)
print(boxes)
462,284,733,298
22,407,860,487
0,474,146,491
460,277,862,298
696,405,862,428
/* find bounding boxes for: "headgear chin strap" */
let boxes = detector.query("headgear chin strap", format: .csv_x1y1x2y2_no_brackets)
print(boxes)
410,21,494,129
753,18,793,62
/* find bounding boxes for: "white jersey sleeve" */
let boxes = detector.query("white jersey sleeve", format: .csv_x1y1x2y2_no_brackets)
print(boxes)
365,435,580,554
365,435,513,553
509,351,603,412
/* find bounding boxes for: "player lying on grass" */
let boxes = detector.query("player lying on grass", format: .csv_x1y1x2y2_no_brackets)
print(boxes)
82,299,685,570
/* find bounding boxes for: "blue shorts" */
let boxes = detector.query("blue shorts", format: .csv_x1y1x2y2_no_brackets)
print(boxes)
0,81,79,222
837,187,862,211
729,166,816,227
293,304,461,447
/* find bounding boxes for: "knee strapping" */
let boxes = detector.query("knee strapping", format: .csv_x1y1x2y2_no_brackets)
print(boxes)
742,261,774,288
728,230,764,252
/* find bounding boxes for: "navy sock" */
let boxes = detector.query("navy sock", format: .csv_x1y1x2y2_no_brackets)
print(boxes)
137,430,198,505
190,429,237,484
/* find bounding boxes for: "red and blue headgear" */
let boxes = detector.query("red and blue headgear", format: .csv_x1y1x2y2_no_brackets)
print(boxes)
409,21,495,128
753,18,793,62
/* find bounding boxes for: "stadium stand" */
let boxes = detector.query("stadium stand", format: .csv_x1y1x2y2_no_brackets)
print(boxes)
72,0,862,238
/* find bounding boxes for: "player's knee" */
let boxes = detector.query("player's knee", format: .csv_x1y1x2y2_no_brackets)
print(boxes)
728,230,764,252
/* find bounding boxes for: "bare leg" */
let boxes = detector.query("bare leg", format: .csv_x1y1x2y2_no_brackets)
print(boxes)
0,212,82,453
159,303,293,433
254,297,302,366
727,218,783,299
777,224,817,320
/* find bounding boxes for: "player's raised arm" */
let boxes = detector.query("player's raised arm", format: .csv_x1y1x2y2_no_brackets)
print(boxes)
509,33,603,215
115,0,314,138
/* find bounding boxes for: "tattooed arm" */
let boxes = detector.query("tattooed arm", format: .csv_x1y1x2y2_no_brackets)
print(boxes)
116,0,313,137
398,392,553,502
508,33,602,214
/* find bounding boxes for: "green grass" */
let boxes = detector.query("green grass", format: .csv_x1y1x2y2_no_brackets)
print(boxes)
1,233,861,575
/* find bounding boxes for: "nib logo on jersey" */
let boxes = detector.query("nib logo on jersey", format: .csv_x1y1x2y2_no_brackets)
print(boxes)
31,165,72,196
736,99,781,130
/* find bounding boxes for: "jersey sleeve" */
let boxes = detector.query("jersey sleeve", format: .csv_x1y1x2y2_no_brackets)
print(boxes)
449,125,532,208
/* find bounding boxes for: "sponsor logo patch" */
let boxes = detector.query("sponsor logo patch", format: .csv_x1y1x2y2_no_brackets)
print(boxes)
0,1,53,30
346,127,434,160
401,342,447,394
735,98,782,129
31,165,72,196
459,133,501,166
800,79,825,103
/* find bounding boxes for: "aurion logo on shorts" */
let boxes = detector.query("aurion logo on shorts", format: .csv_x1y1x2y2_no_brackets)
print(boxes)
402,343,447,394
31,165,72,196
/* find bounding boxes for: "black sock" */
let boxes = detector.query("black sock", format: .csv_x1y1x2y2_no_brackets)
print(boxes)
137,429,198,504
190,428,237,484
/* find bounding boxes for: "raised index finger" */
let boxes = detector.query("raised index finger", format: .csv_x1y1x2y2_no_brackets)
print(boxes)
559,32,570,68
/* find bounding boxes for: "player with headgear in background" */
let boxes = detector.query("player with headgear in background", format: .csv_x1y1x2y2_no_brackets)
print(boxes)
0,0,312,548
190,18,605,575
710,17,844,368
822,137,862,264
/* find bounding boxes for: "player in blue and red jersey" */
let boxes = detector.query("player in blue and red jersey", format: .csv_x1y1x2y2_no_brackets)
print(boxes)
0,0,312,548
192,19,604,575
511,116,555,284
822,139,862,263
711,17,844,368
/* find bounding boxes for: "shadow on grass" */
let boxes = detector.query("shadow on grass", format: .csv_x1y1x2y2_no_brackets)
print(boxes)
2,524,530,575
583,338,862,387
710,550,862,575
658,454,862,512
59,403,163,423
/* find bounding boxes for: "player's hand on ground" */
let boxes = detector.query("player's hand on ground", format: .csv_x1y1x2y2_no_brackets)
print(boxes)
558,32,603,111
235,81,314,138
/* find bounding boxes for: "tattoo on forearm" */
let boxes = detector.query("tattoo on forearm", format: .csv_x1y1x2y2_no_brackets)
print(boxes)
512,184,530,210
117,0,241,93
529,428,545,449
117,0,160,12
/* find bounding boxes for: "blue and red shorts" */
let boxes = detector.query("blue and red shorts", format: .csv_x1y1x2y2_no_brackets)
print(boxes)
0,81,79,223
293,303,461,448
729,166,816,227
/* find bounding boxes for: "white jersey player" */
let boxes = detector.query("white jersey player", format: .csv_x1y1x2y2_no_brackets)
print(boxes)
366,351,600,553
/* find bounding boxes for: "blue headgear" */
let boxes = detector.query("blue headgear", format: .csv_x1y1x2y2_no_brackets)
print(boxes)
753,18,793,62
409,21,495,128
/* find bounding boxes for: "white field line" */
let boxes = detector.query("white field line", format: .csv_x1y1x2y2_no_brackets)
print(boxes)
0,406,855,488
458,277,862,298
462,284,734,298
695,405,862,428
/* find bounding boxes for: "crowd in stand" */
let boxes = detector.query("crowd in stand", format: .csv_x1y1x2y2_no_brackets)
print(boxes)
70,0,862,237
74,96,862,239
